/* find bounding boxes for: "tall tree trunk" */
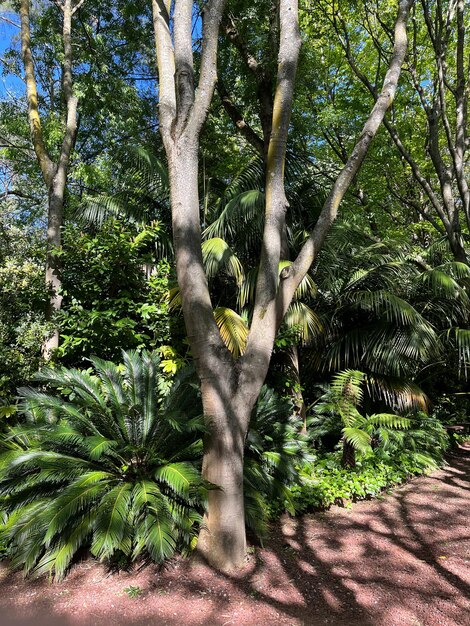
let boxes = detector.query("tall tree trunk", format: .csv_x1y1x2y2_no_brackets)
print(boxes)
43,180,66,356
198,378,251,569
153,0,413,572
166,132,251,568
20,0,81,358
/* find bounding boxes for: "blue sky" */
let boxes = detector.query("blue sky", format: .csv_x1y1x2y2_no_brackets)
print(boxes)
0,11,24,98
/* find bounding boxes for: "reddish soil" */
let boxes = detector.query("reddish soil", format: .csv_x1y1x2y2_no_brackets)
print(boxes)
0,445,469,626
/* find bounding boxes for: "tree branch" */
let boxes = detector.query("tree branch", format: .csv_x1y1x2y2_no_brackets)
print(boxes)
20,0,54,186
243,0,301,366
454,0,469,223
190,0,226,136
56,0,79,180
152,0,176,144
71,0,86,15
216,78,265,156
0,15,20,28
279,0,415,315
222,13,261,77
174,0,195,135
337,0,451,235
221,8,276,155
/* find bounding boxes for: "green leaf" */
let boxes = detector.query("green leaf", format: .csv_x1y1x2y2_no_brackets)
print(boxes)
91,483,133,559
214,307,249,358
342,428,372,454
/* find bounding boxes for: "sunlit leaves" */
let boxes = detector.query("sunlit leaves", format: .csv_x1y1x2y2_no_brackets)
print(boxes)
214,306,249,357
202,238,245,286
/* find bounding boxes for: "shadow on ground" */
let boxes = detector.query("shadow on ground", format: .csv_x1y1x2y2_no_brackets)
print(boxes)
0,446,468,626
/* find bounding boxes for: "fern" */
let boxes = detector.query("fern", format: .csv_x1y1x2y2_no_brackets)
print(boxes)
312,370,415,467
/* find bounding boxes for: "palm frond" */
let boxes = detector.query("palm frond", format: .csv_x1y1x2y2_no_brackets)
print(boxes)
2,352,209,577
32,513,93,580
91,483,133,560
237,268,258,309
43,472,111,545
214,307,249,357
365,376,429,412
342,428,372,454
202,237,245,286
77,146,170,227
203,190,265,241
154,462,203,504
142,508,176,563
331,370,365,408
367,414,411,429
446,328,470,376
284,301,323,344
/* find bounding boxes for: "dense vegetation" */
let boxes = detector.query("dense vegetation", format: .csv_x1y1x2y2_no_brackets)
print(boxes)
0,0,468,578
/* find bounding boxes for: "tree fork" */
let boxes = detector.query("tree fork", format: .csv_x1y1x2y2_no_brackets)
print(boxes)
153,0,414,572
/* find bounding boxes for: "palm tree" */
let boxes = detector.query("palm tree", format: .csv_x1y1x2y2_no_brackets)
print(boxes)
304,222,470,412
0,350,208,580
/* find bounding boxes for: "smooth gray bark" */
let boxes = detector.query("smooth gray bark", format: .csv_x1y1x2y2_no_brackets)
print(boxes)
153,0,414,571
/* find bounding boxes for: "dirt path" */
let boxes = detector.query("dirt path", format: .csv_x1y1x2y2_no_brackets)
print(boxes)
0,446,469,626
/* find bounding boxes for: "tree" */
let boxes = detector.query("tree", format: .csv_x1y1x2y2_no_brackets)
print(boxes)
19,0,83,357
13,0,159,357
332,0,469,263
151,0,414,570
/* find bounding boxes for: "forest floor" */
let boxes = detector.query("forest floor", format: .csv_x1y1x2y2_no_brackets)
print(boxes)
0,444,469,626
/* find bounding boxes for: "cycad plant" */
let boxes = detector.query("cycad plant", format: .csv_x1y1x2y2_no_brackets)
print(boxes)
311,370,412,468
0,351,209,580
244,386,312,539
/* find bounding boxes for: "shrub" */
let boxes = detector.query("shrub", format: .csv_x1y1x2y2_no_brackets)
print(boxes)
290,415,450,512
57,221,178,364
244,386,312,537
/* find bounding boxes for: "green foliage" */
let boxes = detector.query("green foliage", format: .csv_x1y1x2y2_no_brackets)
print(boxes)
57,221,176,364
291,416,449,512
0,221,49,402
305,223,469,412
0,351,209,580
244,387,312,537
124,585,143,599
79,146,170,232
290,454,427,512
311,370,413,465
452,432,470,445
213,307,249,358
